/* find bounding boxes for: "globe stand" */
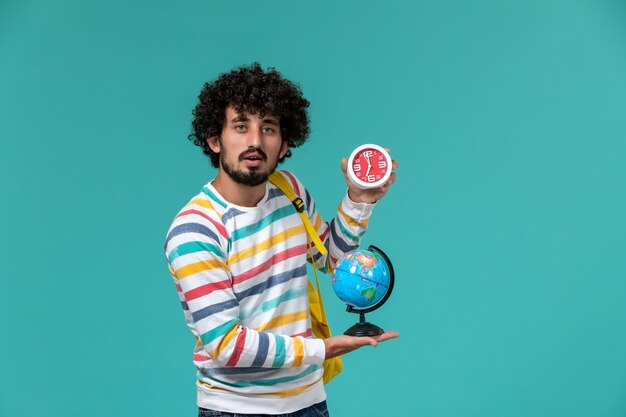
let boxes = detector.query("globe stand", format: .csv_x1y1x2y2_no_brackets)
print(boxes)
340,245,395,337
344,310,384,337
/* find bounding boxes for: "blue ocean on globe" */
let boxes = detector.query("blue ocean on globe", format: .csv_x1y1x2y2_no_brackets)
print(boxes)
332,248,391,309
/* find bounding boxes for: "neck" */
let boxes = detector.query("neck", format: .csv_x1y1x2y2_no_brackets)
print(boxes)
212,170,267,207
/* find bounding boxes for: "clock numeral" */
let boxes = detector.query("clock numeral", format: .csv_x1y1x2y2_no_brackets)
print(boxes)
367,175,376,182
362,150,373,158
353,164,362,172
378,161,387,169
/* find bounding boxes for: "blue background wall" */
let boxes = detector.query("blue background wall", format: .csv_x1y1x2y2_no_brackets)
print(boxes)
2,1,626,416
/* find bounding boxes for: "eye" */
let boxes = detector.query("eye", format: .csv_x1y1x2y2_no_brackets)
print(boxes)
262,127,275,134
234,124,247,132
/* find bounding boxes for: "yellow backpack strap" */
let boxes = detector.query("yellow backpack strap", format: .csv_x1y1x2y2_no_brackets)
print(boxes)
269,171,331,327
269,171,343,384
269,172,327,256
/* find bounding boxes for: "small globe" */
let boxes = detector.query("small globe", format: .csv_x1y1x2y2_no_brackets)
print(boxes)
332,248,392,309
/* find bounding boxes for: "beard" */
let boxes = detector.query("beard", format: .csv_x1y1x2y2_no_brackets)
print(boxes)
220,146,279,187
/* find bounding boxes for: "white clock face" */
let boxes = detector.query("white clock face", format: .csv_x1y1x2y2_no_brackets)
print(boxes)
347,144,392,189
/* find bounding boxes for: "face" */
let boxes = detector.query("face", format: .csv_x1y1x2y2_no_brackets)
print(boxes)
209,106,288,186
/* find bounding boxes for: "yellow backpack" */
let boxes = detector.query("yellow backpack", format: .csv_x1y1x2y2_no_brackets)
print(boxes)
269,171,343,384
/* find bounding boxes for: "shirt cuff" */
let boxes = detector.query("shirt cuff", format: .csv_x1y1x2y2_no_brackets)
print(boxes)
342,192,376,223
303,338,326,365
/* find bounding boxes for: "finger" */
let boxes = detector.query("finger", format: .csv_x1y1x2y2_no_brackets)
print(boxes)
362,337,378,347
341,158,350,184
373,331,400,342
378,174,395,191
353,335,379,347
381,332,400,341
376,186,389,195
391,159,399,170
340,158,351,183
341,336,377,354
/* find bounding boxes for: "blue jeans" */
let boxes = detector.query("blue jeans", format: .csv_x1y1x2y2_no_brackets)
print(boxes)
198,400,329,417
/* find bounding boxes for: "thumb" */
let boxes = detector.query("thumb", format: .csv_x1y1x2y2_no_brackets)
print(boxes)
341,157,348,173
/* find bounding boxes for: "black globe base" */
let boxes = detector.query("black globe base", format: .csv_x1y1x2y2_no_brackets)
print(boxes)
344,321,384,337
344,311,384,337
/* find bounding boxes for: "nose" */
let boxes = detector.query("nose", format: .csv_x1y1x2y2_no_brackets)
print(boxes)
246,128,262,148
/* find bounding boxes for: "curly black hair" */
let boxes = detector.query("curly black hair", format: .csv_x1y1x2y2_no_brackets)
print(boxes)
188,63,311,168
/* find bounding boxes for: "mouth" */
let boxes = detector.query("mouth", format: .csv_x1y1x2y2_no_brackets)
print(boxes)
240,150,267,168
240,150,267,162
242,154,264,161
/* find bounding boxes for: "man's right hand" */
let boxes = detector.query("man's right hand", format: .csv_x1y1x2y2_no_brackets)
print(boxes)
324,331,400,359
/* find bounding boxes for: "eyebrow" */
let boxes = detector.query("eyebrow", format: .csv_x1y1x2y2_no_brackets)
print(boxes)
262,118,280,126
230,115,280,125
231,115,250,123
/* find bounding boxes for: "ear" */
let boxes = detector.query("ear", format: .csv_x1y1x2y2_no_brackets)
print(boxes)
279,141,289,159
207,136,220,153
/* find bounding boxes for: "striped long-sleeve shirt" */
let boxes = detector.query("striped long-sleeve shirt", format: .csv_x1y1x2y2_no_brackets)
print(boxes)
164,170,374,414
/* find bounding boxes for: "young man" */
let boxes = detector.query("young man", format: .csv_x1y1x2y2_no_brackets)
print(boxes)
164,63,399,417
